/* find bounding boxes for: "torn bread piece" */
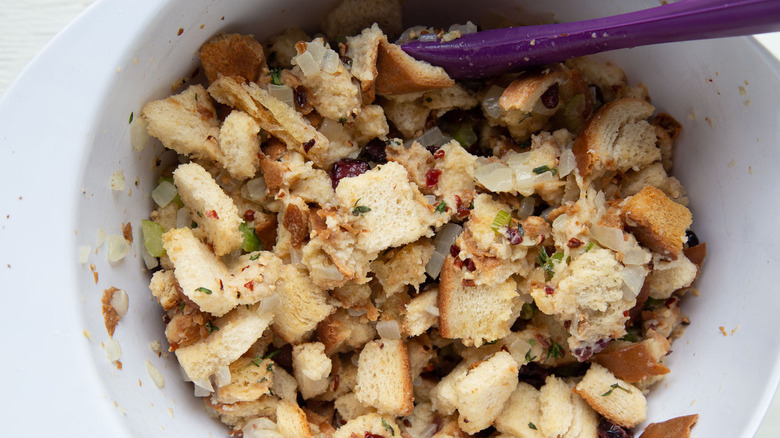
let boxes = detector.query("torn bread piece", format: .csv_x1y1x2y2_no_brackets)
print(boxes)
218,110,261,181
454,350,519,434
317,309,377,355
272,264,334,345
573,363,647,429
371,238,435,296
276,399,313,438
355,339,414,416
622,185,692,260
538,375,574,437
640,414,698,438
199,33,266,84
142,85,222,162
292,342,332,399
215,355,275,404
173,162,243,256
346,24,384,104
494,382,544,438
403,287,439,337
375,37,455,95
333,413,401,438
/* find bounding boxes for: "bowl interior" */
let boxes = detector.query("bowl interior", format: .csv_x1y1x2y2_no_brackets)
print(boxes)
73,0,780,436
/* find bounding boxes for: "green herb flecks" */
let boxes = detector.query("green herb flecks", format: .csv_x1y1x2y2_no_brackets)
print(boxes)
250,253,261,261
381,418,395,436
205,321,219,334
601,383,631,397
519,302,536,320
338,117,347,125
620,326,642,343
435,201,448,213
585,241,596,252
537,247,564,281
270,67,282,85
129,112,134,124
532,164,558,175
195,287,212,295
529,422,538,430
643,297,666,311
352,199,371,216
547,341,565,359
239,222,262,252
525,339,537,363
247,349,281,369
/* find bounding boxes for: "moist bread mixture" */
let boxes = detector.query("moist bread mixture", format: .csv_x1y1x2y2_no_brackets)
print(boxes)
138,1,705,436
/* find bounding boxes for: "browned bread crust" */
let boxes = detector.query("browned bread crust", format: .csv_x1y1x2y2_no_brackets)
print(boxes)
621,186,692,259
200,33,266,84
375,39,454,95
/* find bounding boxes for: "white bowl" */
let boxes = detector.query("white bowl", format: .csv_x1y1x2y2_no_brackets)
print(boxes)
2,0,779,436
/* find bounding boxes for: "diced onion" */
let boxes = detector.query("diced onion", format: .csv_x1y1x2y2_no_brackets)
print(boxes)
307,41,327,64
193,384,211,397
623,247,651,265
558,148,576,177
243,418,283,438
110,170,125,191
424,305,440,317
552,213,569,232
419,33,438,42
176,207,192,228
146,360,166,389
79,246,90,264
193,376,213,393
590,224,629,253
517,196,536,219
376,320,402,339
241,177,268,203
96,228,106,247
482,85,505,119
295,51,319,77
214,365,232,387
449,21,478,35
106,234,131,262
622,265,646,297
268,84,295,107
347,308,367,317
425,252,446,279
421,423,439,438
424,194,437,205
105,338,122,362
152,180,178,207
475,161,514,192
317,264,344,281
258,294,282,317
321,49,340,74
426,223,462,278
406,126,450,148
130,116,150,152
289,248,302,265
109,288,129,318
533,171,555,185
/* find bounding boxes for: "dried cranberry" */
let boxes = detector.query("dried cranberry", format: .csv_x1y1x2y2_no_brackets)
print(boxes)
685,229,699,247
426,169,442,188
567,238,583,248
506,227,524,245
357,138,387,164
330,158,370,188
541,83,560,109
243,209,255,222
545,285,555,295
464,258,476,271
449,245,460,257
455,195,471,219
518,362,550,390
302,138,316,153
433,148,446,159
454,258,463,269
597,418,634,438
294,87,307,108
426,145,441,155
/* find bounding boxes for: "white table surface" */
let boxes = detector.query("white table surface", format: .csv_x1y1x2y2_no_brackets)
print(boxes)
2,0,780,436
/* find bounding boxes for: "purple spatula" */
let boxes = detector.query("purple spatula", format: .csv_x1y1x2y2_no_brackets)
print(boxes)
401,0,780,79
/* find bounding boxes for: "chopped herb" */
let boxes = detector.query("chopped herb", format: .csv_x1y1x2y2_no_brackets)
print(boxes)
529,422,538,430
525,339,537,363
128,112,134,124
620,326,642,342
266,362,274,372
533,165,558,175
178,303,186,314
195,287,212,295
191,221,198,229
485,339,499,345
338,116,347,125
601,383,631,397
537,247,564,281
468,200,474,210
196,211,203,218
351,199,371,216
520,302,536,320
205,321,219,334
518,112,532,123
250,253,261,261
258,377,267,384
268,388,275,396
381,418,395,436
425,97,433,103
643,297,666,311
566,255,572,264
247,349,281,370
270,67,282,85
435,201,448,213
239,222,262,252
585,241,596,252
547,341,565,359
491,209,512,233
518,138,532,149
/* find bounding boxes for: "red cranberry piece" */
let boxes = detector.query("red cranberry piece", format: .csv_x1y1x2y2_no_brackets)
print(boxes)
243,209,255,222
541,83,560,109
330,159,370,189
449,245,460,257
426,169,442,188
597,418,634,438
464,258,476,271
357,138,387,164
506,227,524,245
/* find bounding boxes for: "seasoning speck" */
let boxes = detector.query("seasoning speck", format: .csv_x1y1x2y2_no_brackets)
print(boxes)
177,28,184,36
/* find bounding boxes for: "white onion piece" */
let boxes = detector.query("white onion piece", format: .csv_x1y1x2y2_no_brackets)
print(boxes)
176,207,192,229
449,21,478,34
623,247,651,265
482,85,505,119
424,305,440,317
319,118,344,139
376,320,402,339
407,126,449,148
146,360,165,389
130,116,150,152
475,161,514,192
307,41,327,63
533,171,555,185
152,180,177,207
139,240,158,270
96,228,106,247
192,376,213,393
558,148,576,177
419,33,438,42
268,84,295,107
105,338,121,362
295,51,319,77
506,151,533,168
258,294,282,316
109,170,125,191
347,308,367,317
318,264,344,281
396,25,429,44
517,196,536,219
289,248,302,266
622,265,646,297
193,385,211,397
106,235,130,262
241,177,268,203
79,246,90,264
321,49,340,74
425,251,447,279
109,289,129,318
552,213,569,232
214,365,232,387
433,223,462,254
590,225,629,253
424,194,437,205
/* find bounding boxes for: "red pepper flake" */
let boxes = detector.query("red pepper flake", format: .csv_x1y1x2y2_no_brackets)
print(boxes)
243,209,255,222
455,195,471,219
449,245,460,257
302,139,315,153
425,168,442,188
567,238,583,248
464,258,476,271
333,374,340,391
244,281,254,291
545,285,555,295
433,149,446,159
206,210,219,219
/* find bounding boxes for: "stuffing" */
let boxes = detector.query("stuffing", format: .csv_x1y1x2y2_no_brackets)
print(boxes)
293,342,333,399
371,238,435,296
355,339,414,416
573,363,648,429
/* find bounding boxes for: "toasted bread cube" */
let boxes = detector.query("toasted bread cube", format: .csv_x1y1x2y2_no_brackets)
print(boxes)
454,351,519,434
218,110,261,181
375,38,455,95
403,288,439,337
622,186,692,259
173,162,243,256
276,399,313,438
567,389,600,438
272,264,334,344
199,33,266,84
646,253,698,299
346,24,383,104
335,392,376,421
573,363,647,428
321,0,403,40
355,339,414,416
216,355,274,403
333,413,401,438
271,366,299,402
371,239,434,297
538,376,574,437
494,382,544,438
641,414,698,438
317,309,377,355
149,270,180,311
206,396,280,431
175,303,275,383
292,342,332,399
142,85,222,162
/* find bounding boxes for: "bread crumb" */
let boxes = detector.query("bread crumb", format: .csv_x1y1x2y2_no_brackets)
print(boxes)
718,326,728,336
83,329,92,340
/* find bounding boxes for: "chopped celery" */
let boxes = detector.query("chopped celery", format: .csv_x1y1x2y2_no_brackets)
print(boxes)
451,122,478,148
240,222,262,252
491,209,512,233
141,220,166,257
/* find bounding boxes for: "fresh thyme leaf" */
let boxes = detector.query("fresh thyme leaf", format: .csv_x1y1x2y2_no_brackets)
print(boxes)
250,253,261,261
525,339,537,363
195,287,212,295
537,247,563,281
529,422,538,430
533,165,552,174
270,67,282,85
601,383,631,397
338,117,347,125
205,321,219,334
248,349,281,369
352,199,371,216
239,222,262,252
643,297,666,311
585,241,596,252
128,112,134,124
435,201,447,213
485,339,499,345
547,341,565,359
381,418,395,436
